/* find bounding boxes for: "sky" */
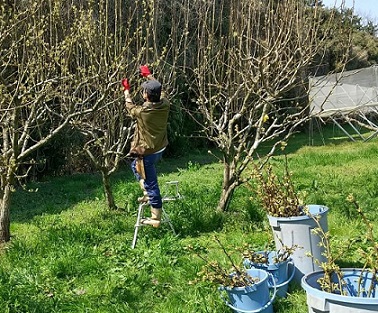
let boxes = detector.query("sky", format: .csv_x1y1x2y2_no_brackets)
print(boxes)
321,0,378,23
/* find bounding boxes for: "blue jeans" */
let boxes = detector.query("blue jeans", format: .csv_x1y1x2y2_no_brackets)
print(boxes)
131,151,163,208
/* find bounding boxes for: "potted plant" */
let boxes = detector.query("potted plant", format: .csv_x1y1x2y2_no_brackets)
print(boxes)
247,157,329,282
189,237,277,313
242,239,297,298
301,195,378,313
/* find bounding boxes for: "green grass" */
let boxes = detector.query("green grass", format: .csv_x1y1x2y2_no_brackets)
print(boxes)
1,125,378,312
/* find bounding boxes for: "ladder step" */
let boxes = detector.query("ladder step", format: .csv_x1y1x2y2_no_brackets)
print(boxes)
131,181,182,248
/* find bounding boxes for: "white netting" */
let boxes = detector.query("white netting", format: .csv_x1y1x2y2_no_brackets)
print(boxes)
309,66,378,117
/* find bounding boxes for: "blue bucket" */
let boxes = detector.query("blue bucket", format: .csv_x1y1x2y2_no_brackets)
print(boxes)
301,268,378,313
219,268,277,313
244,251,295,298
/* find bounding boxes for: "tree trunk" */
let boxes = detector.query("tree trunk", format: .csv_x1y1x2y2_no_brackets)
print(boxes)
101,170,117,210
217,162,236,212
217,185,235,212
0,184,12,243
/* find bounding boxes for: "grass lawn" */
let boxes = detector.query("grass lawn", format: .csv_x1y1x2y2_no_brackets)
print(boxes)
1,124,378,312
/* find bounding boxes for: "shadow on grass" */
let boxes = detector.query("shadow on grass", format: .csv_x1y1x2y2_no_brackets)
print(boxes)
10,150,222,238
10,123,372,226
11,170,137,224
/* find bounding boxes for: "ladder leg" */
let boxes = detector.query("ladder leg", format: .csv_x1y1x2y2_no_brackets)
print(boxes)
131,224,139,249
162,208,176,236
132,180,182,247
131,203,146,249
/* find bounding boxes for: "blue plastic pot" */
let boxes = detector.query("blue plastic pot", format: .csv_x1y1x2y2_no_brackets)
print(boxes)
244,251,295,298
301,268,378,313
219,268,277,313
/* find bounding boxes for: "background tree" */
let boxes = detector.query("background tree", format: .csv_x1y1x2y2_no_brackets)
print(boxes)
72,0,182,210
1,0,364,243
182,0,353,211
0,0,120,242
68,0,134,211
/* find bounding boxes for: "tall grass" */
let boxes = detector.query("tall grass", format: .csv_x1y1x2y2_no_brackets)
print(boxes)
1,126,378,312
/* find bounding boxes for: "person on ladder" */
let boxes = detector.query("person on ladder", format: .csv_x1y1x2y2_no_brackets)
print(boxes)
122,65,170,227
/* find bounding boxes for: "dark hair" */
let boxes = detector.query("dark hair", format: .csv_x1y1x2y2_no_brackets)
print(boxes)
147,93,161,102
142,80,162,102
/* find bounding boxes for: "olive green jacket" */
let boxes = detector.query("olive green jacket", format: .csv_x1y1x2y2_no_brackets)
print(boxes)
126,98,170,156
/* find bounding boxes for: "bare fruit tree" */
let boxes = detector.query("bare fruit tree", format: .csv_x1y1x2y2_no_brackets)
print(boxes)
68,0,135,211
182,0,352,211
0,0,122,242
73,0,181,210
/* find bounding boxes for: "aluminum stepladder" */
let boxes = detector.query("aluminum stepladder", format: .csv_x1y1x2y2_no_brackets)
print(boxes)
131,181,183,249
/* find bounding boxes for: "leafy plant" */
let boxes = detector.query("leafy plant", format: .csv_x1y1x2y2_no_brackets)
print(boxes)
242,240,298,265
309,195,378,297
349,195,378,297
248,156,305,217
188,237,260,288
308,209,347,294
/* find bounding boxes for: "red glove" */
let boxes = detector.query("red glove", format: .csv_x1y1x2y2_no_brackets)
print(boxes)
140,65,151,77
121,78,130,91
